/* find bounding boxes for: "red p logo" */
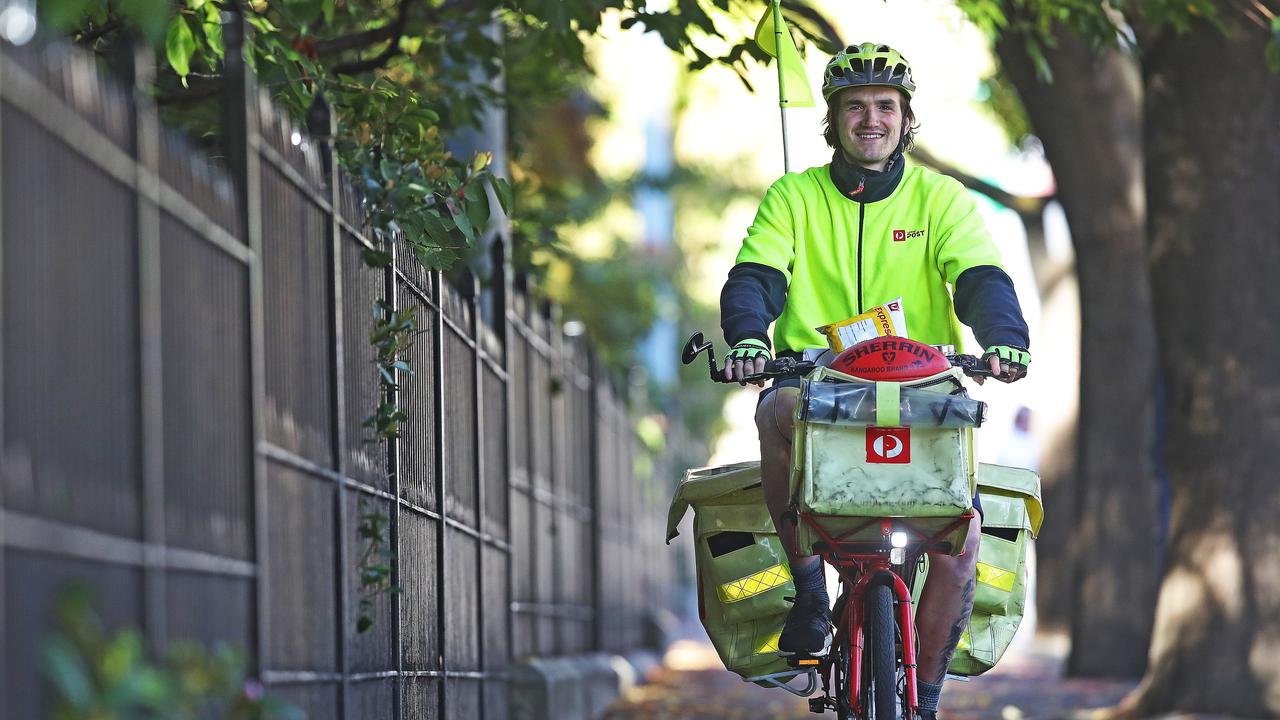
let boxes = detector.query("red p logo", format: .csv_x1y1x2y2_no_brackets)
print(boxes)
867,427,911,464
892,229,906,242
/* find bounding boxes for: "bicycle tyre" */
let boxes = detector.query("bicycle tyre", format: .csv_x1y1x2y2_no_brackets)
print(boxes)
864,583,897,719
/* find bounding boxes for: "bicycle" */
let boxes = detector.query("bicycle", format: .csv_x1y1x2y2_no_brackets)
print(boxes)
680,331,994,719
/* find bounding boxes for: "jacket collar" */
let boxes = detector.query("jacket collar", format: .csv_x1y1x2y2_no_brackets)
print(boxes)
828,149,905,203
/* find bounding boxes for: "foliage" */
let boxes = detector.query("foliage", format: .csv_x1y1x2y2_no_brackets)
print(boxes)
355,496,401,634
41,586,299,719
49,0,838,273
956,0,1278,78
545,239,663,369
351,299,420,633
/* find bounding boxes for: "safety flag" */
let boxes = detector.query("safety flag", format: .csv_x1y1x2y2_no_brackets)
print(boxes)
753,1,815,107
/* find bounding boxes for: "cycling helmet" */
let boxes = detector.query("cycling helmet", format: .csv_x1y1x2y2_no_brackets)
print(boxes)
822,42,916,102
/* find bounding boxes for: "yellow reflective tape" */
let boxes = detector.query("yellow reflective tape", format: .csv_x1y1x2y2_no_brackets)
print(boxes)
718,562,792,603
756,630,782,655
957,629,971,652
976,562,1016,592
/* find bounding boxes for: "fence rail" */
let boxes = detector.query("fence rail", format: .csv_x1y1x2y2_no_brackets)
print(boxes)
0,30,673,720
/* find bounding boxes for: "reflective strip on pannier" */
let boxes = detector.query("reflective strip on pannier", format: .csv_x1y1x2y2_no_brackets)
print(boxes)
720,563,792,604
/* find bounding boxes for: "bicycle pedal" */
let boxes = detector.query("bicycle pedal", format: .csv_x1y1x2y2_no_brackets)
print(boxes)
808,697,833,713
784,652,827,667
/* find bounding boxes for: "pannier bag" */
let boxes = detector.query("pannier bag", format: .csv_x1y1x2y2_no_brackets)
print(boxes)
666,462,796,682
911,463,1043,676
793,367,983,556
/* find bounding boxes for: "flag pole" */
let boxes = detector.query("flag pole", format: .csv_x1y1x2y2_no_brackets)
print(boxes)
771,0,791,174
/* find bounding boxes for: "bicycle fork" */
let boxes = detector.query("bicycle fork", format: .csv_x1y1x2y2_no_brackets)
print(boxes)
843,566,919,718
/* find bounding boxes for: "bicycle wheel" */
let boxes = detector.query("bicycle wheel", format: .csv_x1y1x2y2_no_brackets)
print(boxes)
863,583,898,719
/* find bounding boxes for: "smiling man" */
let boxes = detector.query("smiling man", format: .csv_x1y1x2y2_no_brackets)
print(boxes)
718,43,1031,719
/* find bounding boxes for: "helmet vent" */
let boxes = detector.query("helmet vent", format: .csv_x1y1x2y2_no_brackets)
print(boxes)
873,57,887,74
877,44,890,52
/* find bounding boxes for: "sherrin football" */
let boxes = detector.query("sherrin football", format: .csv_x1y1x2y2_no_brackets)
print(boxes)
829,337,952,381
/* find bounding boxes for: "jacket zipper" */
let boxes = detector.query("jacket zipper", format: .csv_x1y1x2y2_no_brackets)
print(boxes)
856,202,865,314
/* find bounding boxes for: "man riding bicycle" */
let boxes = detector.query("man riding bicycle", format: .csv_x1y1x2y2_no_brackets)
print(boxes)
719,43,1031,719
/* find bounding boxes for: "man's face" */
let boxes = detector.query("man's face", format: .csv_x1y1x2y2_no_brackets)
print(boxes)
833,86,905,171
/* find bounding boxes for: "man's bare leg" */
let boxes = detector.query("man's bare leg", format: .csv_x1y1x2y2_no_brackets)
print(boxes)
755,386,833,654
755,386,804,561
914,514,981,713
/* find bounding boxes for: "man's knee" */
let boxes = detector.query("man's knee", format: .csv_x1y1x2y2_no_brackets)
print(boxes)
929,517,982,584
755,387,799,445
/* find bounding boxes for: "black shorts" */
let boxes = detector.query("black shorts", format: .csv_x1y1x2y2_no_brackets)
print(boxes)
757,376,804,404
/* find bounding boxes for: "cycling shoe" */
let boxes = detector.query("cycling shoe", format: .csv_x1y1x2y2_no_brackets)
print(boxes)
778,593,833,656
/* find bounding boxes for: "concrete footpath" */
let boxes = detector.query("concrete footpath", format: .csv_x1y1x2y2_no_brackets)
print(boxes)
602,633,1139,720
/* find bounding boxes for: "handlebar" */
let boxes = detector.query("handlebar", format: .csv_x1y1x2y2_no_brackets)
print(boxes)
680,331,994,384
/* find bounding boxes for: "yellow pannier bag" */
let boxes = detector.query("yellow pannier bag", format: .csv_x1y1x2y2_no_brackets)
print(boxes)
792,367,982,556
912,463,1043,676
666,462,795,682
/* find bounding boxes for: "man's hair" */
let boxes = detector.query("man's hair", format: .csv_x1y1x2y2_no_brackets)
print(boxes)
821,89,919,155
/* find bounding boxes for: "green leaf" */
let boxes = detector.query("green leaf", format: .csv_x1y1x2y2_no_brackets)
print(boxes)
165,15,196,79
466,186,490,237
448,198,475,245
419,210,451,245
356,615,373,633
488,175,513,215
41,637,95,709
362,247,393,268
246,15,280,33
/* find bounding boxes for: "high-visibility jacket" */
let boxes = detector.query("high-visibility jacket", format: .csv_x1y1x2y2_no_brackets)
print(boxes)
730,161,1010,354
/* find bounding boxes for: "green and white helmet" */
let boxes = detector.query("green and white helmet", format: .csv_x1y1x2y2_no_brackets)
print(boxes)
822,42,916,101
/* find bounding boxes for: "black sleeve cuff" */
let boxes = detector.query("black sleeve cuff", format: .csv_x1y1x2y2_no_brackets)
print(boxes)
720,262,788,347
953,265,1030,350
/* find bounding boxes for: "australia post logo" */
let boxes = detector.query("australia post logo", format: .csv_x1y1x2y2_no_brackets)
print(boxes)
893,229,924,242
867,427,911,464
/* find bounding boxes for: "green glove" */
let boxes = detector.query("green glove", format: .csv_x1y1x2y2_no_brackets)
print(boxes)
726,338,772,366
982,345,1030,381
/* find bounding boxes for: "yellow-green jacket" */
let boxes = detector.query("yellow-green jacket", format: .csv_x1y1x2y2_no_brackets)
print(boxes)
720,159,1028,355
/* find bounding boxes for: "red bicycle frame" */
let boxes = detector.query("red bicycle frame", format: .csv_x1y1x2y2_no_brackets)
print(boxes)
799,511,975,718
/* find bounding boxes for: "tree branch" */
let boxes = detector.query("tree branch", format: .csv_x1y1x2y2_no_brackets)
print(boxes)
314,22,400,57
910,147,1051,220
327,0,415,75
75,20,122,46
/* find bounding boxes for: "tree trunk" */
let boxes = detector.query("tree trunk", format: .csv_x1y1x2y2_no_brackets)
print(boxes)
1121,10,1280,715
994,29,1160,677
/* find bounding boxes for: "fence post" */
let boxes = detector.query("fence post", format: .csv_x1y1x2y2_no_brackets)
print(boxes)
221,6,270,676
587,350,604,652
308,89,351,719
431,267,448,718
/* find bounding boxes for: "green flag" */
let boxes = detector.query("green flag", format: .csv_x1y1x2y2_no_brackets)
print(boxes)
754,1,815,107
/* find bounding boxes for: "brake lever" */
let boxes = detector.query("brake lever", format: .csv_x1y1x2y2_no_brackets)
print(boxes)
951,354,995,379
734,358,818,384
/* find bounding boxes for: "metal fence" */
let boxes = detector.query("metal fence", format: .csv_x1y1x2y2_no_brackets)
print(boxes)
0,32,674,720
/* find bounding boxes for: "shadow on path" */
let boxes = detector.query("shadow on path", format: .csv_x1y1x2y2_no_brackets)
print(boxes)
603,634,1138,720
